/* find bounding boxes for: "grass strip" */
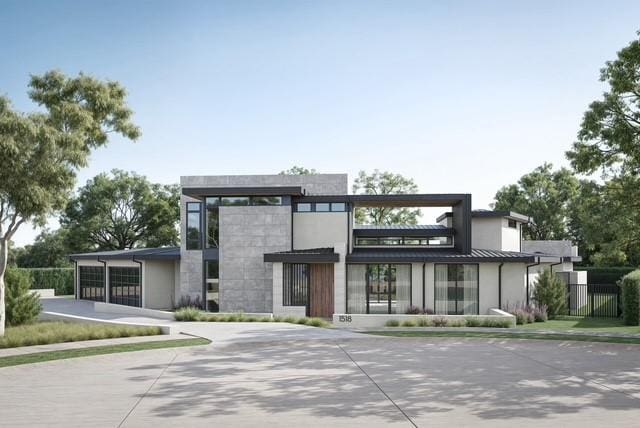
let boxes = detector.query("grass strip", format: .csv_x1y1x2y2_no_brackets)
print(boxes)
366,330,640,345
0,338,210,368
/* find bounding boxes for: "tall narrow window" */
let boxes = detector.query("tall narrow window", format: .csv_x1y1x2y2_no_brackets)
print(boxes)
206,261,219,312
206,197,219,248
186,202,202,250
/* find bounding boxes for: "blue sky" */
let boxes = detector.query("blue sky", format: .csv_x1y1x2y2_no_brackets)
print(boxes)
2,0,640,245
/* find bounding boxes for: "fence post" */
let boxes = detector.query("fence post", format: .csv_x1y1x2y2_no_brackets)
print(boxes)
590,287,595,317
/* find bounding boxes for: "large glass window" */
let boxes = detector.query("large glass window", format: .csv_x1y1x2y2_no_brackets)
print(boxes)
206,261,219,312
346,264,411,314
252,196,282,206
205,198,219,249
283,263,309,306
186,202,202,250
79,266,105,302
434,264,478,315
109,267,141,307
354,236,453,247
221,196,250,206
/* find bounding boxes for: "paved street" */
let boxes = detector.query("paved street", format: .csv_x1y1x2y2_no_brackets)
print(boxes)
1,324,640,427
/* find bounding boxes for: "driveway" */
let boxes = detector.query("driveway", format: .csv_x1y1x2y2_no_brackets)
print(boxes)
1,300,639,427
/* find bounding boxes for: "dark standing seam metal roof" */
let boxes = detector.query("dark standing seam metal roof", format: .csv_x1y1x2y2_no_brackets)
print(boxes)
346,248,539,263
353,224,455,237
69,247,181,261
263,247,339,263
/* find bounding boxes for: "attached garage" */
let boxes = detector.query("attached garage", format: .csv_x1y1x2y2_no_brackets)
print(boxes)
70,247,180,310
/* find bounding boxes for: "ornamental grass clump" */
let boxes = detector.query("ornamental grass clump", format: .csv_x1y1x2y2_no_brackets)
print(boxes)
401,319,417,327
432,316,449,327
174,307,202,321
385,319,400,327
417,317,431,327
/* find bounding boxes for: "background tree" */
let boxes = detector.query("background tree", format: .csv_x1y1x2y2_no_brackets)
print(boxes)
14,228,71,268
0,71,140,336
565,32,640,266
492,163,579,240
61,170,179,251
352,170,421,225
279,166,317,175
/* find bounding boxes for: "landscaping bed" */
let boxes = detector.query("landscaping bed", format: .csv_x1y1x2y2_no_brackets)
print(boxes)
0,322,163,349
174,307,330,327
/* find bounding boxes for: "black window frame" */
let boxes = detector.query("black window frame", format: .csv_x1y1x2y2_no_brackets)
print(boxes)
433,263,479,315
108,266,141,308
221,196,250,206
79,266,105,302
295,202,348,212
186,202,202,250
508,219,518,229
283,263,309,307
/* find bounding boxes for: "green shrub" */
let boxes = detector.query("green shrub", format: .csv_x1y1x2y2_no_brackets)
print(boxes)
448,319,466,327
575,267,636,285
465,317,482,327
296,317,310,325
10,268,74,296
273,316,283,322
174,307,201,321
417,317,431,327
5,269,42,326
533,268,567,318
621,270,640,326
401,319,417,327
307,318,328,327
482,318,513,328
385,319,400,327
283,316,296,323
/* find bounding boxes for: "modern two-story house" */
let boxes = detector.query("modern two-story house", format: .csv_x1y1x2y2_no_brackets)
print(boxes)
70,173,582,320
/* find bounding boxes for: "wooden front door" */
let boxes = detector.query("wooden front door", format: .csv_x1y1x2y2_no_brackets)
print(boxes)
309,264,334,318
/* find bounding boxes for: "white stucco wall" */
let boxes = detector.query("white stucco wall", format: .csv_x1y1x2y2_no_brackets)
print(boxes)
144,260,176,310
471,218,503,250
501,219,521,252
293,212,349,250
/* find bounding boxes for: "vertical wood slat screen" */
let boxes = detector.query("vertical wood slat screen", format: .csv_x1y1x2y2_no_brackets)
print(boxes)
283,263,309,306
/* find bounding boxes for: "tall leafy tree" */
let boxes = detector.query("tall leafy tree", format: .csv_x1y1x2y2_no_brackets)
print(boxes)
352,170,421,225
279,166,317,175
61,170,179,251
14,228,71,268
566,32,640,265
0,71,140,335
492,163,579,240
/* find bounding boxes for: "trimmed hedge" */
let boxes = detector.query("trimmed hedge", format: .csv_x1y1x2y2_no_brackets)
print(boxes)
13,268,74,296
621,270,640,326
575,267,636,285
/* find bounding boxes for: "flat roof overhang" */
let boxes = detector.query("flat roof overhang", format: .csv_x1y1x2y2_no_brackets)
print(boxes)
264,248,339,263
353,227,455,238
183,186,304,198
295,193,470,207
69,247,180,261
346,249,537,264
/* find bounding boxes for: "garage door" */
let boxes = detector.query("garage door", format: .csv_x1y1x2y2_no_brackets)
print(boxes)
109,267,141,307
79,266,105,302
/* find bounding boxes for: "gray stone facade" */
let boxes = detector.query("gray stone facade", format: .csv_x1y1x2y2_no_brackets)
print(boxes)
179,174,347,312
219,205,291,312
180,173,348,195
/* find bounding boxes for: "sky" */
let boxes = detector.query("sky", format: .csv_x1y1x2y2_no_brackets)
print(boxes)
2,0,640,246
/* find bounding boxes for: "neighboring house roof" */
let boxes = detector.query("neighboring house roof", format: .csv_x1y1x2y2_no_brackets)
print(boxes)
522,240,582,262
69,247,181,261
263,247,340,263
436,210,530,223
346,248,541,263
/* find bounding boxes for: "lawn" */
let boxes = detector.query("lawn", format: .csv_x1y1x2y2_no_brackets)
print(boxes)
368,331,640,345
0,322,163,349
520,316,640,334
0,338,210,368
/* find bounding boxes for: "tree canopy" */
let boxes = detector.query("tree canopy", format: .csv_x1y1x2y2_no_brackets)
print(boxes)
61,170,179,251
352,170,421,225
279,166,318,175
14,228,71,268
493,163,579,240
0,70,140,335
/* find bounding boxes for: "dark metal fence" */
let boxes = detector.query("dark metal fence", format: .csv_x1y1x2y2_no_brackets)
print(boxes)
566,283,621,318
